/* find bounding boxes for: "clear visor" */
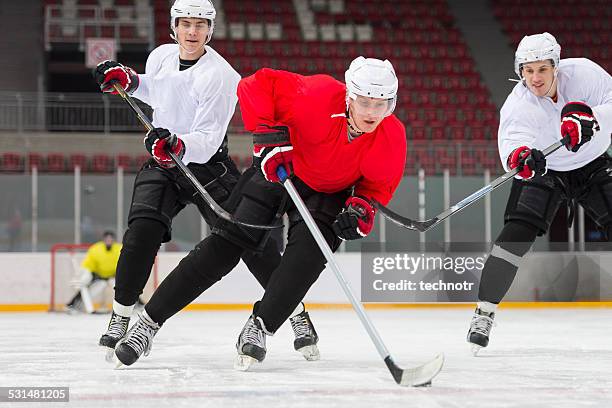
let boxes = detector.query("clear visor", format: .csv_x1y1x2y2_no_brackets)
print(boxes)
349,94,395,118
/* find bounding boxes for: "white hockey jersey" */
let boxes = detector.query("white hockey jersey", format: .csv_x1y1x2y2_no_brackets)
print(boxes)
131,44,241,165
498,58,612,172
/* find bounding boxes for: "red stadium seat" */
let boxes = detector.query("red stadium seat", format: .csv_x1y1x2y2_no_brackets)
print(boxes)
92,154,113,173
28,153,45,172
2,153,24,173
431,124,446,140
470,126,487,140
116,154,133,170
47,153,66,173
69,154,88,171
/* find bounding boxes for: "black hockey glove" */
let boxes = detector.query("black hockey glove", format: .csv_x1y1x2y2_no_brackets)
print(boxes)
332,196,375,240
144,127,185,169
93,60,139,94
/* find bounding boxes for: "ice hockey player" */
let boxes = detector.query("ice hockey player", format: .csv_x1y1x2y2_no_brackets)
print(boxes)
66,231,121,314
467,32,611,355
93,0,312,361
114,56,407,370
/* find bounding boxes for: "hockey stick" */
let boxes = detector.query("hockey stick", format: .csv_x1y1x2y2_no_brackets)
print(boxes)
277,166,444,386
373,135,572,232
111,83,282,230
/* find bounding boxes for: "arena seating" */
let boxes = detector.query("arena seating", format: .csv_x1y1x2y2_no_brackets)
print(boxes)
0,152,146,174
37,0,503,176
193,0,499,175
44,0,154,52
492,0,611,73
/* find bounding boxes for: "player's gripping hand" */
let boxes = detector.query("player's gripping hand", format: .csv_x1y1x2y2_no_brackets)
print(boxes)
93,60,139,94
332,196,376,240
507,146,546,180
144,127,185,168
561,101,600,152
252,124,293,183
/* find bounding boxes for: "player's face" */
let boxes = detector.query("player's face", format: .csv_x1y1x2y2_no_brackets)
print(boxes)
175,17,210,59
103,235,114,247
521,61,556,97
348,95,389,133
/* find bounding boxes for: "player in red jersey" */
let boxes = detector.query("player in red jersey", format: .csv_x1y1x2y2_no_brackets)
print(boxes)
114,57,407,369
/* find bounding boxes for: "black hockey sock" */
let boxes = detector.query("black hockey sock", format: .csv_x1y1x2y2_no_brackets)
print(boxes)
241,237,282,289
478,221,539,304
255,221,337,333
114,218,166,307
145,234,244,324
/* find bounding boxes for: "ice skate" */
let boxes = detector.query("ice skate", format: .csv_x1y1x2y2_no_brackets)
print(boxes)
99,312,130,362
114,312,160,367
467,307,495,356
289,310,320,361
234,315,268,371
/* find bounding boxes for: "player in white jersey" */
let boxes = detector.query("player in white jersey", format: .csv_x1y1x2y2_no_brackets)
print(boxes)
92,0,316,361
467,32,612,355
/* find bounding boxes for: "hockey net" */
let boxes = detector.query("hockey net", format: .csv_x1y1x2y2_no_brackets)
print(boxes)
49,243,159,312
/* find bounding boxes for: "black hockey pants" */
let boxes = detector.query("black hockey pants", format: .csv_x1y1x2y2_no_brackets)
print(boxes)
114,157,281,307
478,153,612,304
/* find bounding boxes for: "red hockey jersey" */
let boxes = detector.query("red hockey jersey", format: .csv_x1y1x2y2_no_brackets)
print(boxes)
238,68,406,205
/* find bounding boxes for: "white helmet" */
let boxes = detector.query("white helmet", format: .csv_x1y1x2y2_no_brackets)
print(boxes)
345,56,398,116
170,0,216,44
514,32,561,79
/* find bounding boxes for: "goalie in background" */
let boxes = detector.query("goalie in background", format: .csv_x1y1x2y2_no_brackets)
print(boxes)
66,231,122,314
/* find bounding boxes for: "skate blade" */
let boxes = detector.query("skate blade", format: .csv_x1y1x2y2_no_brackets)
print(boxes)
470,344,482,356
297,345,320,361
234,354,259,371
114,359,124,369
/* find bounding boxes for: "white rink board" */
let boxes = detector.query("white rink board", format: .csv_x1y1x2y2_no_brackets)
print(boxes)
0,252,362,305
1,309,611,408
3,252,612,305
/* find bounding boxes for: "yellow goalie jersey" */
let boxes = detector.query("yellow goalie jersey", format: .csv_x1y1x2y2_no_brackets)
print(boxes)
81,241,122,279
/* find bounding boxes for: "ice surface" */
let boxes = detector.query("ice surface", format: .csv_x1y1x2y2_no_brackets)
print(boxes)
1,308,611,408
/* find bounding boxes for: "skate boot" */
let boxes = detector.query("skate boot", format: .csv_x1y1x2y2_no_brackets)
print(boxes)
114,312,160,367
289,310,320,361
234,315,268,371
99,312,130,362
467,307,495,356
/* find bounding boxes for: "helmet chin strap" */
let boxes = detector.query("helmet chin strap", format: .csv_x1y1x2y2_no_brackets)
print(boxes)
346,108,365,139
544,70,558,99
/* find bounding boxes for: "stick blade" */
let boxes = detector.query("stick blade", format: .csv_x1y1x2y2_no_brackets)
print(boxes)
373,201,421,231
385,353,444,387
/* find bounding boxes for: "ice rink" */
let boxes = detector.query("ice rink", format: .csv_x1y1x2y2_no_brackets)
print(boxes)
2,307,611,408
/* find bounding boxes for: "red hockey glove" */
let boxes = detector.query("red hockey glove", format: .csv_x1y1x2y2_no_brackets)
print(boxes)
252,125,293,183
93,60,139,94
507,146,547,180
144,127,185,168
332,196,376,240
560,101,600,152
